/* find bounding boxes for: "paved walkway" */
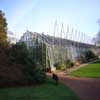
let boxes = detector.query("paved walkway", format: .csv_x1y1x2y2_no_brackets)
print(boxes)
48,59,100,100
47,72,100,100
57,72,100,100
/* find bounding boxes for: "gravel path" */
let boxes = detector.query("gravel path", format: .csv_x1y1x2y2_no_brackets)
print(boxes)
58,74,100,100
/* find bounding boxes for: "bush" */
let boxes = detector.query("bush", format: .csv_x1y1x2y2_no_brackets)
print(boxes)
10,42,29,65
24,63,46,83
54,60,74,70
56,64,66,70
65,60,74,68
83,50,98,62
10,42,46,84
54,62,61,69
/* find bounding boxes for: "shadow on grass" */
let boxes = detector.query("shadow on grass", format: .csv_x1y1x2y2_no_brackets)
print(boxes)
46,77,59,86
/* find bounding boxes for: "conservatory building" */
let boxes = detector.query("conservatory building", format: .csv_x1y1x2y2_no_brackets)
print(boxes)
19,31,95,70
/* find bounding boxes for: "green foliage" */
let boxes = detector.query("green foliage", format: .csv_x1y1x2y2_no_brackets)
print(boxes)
10,42,46,83
55,60,74,70
0,10,7,47
54,62,61,68
83,50,97,62
10,42,28,65
59,64,66,70
24,58,46,83
65,60,74,68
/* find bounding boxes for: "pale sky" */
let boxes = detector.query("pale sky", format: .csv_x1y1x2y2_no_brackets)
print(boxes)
0,0,100,43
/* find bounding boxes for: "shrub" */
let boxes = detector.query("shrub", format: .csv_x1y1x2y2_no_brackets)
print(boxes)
24,63,46,83
56,64,66,70
65,60,74,68
60,64,66,70
54,60,74,70
83,50,98,62
54,62,61,69
10,42,46,84
10,42,29,65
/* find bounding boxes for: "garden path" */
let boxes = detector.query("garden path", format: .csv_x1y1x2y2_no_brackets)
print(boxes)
57,72,100,100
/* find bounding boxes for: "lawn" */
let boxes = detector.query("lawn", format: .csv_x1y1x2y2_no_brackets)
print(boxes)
71,61,100,78
0,78,79,100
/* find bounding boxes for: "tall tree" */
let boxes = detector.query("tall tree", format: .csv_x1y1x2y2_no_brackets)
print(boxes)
96,31,100,45
0,10,7,46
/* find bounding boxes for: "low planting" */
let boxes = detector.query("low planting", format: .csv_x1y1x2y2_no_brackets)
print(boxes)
54,60,74,70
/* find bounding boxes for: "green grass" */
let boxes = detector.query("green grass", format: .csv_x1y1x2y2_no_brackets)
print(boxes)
71,61,100,78
0,79,79,100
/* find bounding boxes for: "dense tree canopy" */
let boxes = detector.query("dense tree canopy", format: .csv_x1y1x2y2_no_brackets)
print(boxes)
0,10,7,46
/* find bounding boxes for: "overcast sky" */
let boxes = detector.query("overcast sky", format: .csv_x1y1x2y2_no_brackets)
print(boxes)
0,0,100,43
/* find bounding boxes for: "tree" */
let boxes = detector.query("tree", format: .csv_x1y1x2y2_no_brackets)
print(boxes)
95,31,100,46
10,42,46,83
10,42,29,65
0,10,7,46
